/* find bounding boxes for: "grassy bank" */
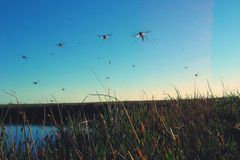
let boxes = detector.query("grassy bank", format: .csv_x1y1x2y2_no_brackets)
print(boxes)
1,95,240,159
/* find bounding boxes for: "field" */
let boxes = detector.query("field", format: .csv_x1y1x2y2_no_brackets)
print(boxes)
0,95,240,159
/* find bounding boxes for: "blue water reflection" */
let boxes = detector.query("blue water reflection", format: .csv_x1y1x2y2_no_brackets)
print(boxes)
1,125,58,149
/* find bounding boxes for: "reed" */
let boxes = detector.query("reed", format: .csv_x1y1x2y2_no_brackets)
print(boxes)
0,94,240,159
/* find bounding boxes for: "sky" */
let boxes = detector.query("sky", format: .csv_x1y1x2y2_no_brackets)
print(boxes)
0,0,240,104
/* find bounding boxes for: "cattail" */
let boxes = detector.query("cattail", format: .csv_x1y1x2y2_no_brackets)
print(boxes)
217,131,224,147
140,122,145,134
152,137,158,149
136,148,146,160
218,135,224,147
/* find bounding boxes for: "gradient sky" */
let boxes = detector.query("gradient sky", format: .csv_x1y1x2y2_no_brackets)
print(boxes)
0,0,239,104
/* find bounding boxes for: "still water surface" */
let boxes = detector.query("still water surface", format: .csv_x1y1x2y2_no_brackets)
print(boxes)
1,125,58,149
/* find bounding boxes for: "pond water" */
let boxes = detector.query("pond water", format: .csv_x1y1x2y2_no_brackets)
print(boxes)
0,125,58,150
1,124,93,148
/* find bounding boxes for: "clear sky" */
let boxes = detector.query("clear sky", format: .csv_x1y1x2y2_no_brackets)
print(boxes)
0,0,239,104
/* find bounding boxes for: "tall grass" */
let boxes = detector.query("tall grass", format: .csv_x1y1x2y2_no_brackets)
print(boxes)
1,94,240,159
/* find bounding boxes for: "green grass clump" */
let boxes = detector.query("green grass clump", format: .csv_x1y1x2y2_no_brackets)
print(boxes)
1,95,240,159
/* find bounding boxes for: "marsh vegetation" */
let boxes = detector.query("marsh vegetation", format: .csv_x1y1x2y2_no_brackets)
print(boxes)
1,94,240,159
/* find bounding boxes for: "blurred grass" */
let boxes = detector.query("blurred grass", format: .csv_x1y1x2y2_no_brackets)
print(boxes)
1,94,240,159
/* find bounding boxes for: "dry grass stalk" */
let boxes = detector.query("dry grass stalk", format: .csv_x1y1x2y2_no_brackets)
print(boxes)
90,93,141,144
127,150,135,160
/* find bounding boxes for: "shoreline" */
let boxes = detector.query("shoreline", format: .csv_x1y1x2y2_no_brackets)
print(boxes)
0,97,222,125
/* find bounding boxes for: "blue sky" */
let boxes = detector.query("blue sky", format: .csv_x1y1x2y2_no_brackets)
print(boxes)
0,0,239,103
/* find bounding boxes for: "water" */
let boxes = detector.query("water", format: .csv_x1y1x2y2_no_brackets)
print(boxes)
1,124,93,146
0,125,58,150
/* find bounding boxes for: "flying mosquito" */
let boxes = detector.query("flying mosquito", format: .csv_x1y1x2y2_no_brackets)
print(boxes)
20,55,28,59
56,42,65,48
134,31,151,42
32,81,40,85
61,88,65,91
132,65,136,68
98,34,112,40
106,77,110,80
184,66,188,69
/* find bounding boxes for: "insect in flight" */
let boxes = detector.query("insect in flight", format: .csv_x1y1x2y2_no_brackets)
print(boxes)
56,43,65,48
134,31,151,42
98,34,112,40
32,81,40,85
20,55,28,59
